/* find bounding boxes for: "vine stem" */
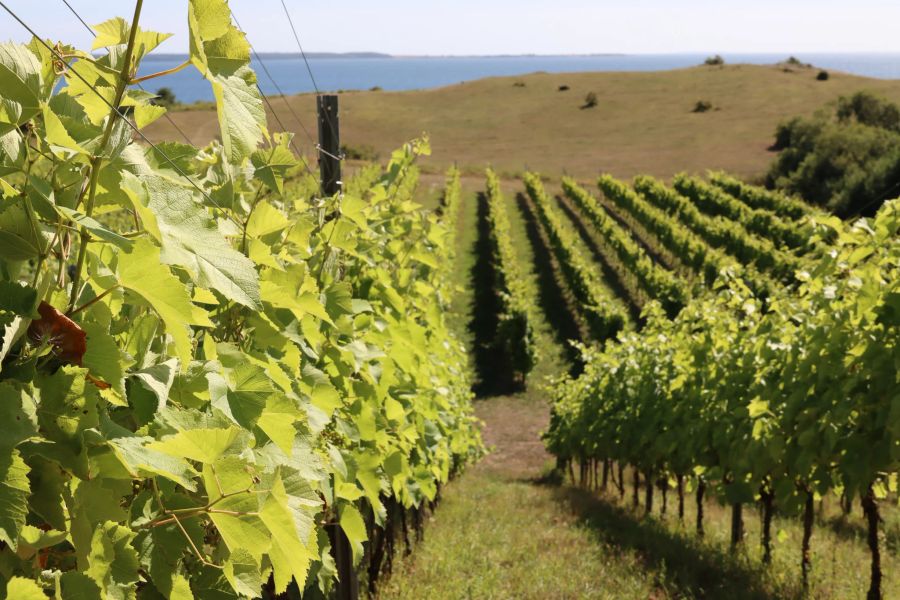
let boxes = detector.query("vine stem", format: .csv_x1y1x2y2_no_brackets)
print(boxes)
68,0,144,312
67,285,119,317
130,59,190,84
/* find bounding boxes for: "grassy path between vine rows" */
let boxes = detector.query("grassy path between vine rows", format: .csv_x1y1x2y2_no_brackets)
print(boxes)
378,182,900,599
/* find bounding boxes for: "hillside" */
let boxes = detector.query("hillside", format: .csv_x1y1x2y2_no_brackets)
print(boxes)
147,63,900,181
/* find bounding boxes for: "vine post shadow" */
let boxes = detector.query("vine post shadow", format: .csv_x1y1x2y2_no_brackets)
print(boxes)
550,485,798,600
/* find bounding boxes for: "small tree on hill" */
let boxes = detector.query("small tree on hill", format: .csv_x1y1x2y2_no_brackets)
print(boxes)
582,92,598,109
152,87,177,108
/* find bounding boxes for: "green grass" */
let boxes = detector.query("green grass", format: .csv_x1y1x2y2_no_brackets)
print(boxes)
151,64,900,182
376,395,658,600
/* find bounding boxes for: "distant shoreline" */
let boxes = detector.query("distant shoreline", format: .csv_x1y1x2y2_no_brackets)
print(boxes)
142,51,900,61
143,52,629,60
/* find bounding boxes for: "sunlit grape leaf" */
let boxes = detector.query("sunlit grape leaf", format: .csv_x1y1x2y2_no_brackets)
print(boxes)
0,450,30,550
260,472,313,593
150,427,243,464
117,238,211,366
85,521,140,600
338,503,367,561
5,576,46,600
188,0,265,162
142,175,261,309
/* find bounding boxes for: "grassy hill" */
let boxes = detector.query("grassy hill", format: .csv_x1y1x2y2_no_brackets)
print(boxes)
147,64,900,181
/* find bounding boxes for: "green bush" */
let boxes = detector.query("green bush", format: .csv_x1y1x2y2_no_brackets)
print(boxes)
340,142,379,161
692,100,714,113
767,92,900,216
152,86,177,108
836,91,900,132
816,70,830,81
704,54,725,66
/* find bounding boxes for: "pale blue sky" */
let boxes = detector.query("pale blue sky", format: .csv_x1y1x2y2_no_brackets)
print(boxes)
2,0,899,55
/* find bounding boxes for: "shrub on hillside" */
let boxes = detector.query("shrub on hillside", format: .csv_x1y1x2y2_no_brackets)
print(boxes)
704,54,725,66
767,91,900,216
582,92,598,109
784,56,812,68
836,91,900,132
692,100,714,113
152,86,177,108
341,143,379,161
816,70,830,81
558,85,570,91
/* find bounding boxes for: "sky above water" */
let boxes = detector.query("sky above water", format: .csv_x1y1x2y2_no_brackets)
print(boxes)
1,0,899,55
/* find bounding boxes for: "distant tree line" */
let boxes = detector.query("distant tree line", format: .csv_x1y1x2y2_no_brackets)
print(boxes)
767,91,900,216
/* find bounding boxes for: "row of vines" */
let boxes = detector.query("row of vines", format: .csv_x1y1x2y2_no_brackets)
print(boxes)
543,172,898,598
0,2,482,598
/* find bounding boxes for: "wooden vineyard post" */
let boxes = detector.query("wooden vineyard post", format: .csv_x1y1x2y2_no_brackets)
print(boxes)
318,97,354,599
317,94,342,196
327,521,359,600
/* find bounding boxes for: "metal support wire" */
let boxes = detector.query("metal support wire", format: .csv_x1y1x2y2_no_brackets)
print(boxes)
231,11,316,147
0,1,243,227
58,0,318,185
229,10,319,180
59,0,196,146
277,0,342,152
279,0,320,94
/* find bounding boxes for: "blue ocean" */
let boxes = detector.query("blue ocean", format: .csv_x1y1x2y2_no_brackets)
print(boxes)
136,53,900,104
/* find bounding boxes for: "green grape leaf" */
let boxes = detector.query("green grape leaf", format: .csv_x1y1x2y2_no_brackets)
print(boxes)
117,238,212,366
223,548,263,598
219,362,271,429
0,450,30,550
56,206,134,250
4,576,46,600
26,457,66,531
68,477,131,567
145,141,199,174
0,382,37,452
142,175,261,309
150,427,243,464
82,321,126,401
85,521,140,600
0,314,28,370
0,43,42,124
18,524,67,551
91,18,173,65
338,503,367,562
133,103,167,129
0,199,44,260
35,366,100,456
133,504,202,599
260,472,313,593
246,200,290,238
201,458,270,559
251,144,298,195
188,0,265,162
257,395,301,455
42,103,87,155
107,436,198,491
0,281,37,317
56,571,102,600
